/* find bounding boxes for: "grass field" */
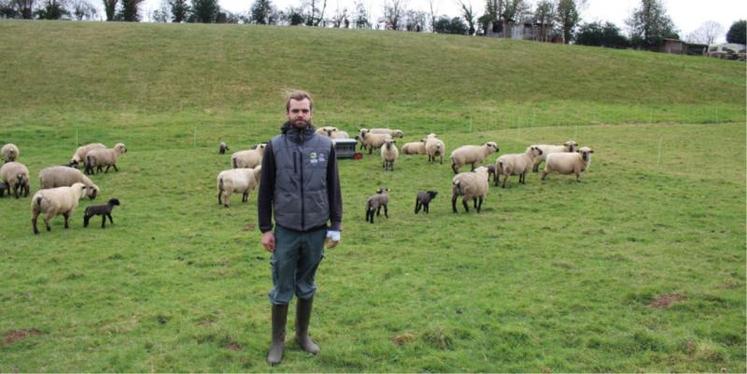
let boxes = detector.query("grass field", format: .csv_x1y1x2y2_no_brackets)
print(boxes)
0,20,745,372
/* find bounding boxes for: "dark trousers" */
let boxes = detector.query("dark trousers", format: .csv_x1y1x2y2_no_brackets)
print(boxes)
268,225,326,304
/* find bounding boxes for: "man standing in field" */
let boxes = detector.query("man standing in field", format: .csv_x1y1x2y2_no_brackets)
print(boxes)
257,90,343,365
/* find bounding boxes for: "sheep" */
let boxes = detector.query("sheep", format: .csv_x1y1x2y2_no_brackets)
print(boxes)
370,128,404,138
231,143,266,169
84,143,127,175
0,181,7,197
39,166,100,198
331,130,350,139
380,139,399,171
357,129,369,151
31,182,94,234
365,187,390,223
0,161,30,198
216,166,262,207
451,166,490,213
425,137,446,164
360,131,392,155
315,126,339,138
219,142,230,154
69,143,106,168
83,198,120,228
486,165,497,184
401,140,426,155
414,191,437,214
494,146,544,188
450,142,499,174
531,140,579,172
541,146,594,182
2,143,19,163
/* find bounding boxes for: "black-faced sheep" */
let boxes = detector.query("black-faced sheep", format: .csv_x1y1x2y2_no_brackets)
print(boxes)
380,139,399,171
414,191,438,214
83,198,120,228
531,140,578,172
84,143,127,175
424,135,446,164
365,188,390,223
69,143,106,168
231,144,266,169
495,146,543,188
2,143,19,163
219,142,230,154
541,146,594,182
217,166,262,207
39,166,100,199
31,182,93,234
0,161,30,198
450,142,499,174
360,131,392,155
452,166,490,213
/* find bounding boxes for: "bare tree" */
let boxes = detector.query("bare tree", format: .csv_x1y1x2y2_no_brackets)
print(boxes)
428,0,437,32
71,0,97,19
686,20,723,45
14,0,34,18
305,0,326,26
352,0,369,28
330,5,347,27
382,0,405,30
457,0,475,35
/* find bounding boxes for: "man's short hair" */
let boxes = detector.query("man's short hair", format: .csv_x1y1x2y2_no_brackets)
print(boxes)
285,90,314,112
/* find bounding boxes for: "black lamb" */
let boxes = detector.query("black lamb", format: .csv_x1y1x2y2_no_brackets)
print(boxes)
414,190,438,214
83,198,120,228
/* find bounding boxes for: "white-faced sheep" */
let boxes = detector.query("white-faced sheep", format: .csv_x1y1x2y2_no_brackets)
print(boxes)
231,144,266,169
365,187,390,223
83,198,120,228
0,161,30,198
31,182,95,234
452,166,490,213
495,146,544,188
360,131,392,155
531,140,579,172
450,142,499,174
2,143,19,163
541,146,594,182
84,143,127,175
39,166,100,198
425,136,446,164
69,143,106,168
216,166,262,207
414,190,438,214
401,140,426,155
219,142,230,154
380,139,399,171
370,128,404,138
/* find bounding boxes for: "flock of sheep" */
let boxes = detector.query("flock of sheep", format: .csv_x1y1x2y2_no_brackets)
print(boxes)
0,142,127,234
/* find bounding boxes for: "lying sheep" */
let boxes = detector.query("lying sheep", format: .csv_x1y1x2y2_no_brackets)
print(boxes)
217,166,262,207
39,166,100,198
414,191,437,214
31,182,95,234
380,139,399,171
452,166,490,213
425,136,446,164
360,131,392,155
231,144,266,169
370,128,404,138
401,141,426,155
495,146,543,188
83,198,120,228
2,143,19,163
219,142,230,154
0,161,30,198
541,146,594,182
69,143,106,168
365,187,390,223
450,142,499,174
85,143,127,175
531,140,578,172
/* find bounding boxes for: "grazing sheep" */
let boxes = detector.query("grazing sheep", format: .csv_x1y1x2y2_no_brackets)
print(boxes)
39,166,100,198
84,143,127,175
365,188,390,223
380,139,399,171
452,166,490,213
2,143,19,163
231,144,266,169
31,182,93,234
401,141,426,155
216,166,262,207
360,131,392,155
69,143,106,168
219,142,230,154
83,198,120,228
541,146,594,182
0,181,7,197
0,161,30,198
531,140,579,172
370,128,404,138
425,136,446,164
414,191,438,214
450,142,499,174
495,146,544,188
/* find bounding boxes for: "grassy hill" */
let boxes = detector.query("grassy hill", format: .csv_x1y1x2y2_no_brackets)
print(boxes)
0,20,745,372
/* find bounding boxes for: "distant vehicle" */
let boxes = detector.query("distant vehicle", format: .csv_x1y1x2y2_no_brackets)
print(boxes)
706,43,746,60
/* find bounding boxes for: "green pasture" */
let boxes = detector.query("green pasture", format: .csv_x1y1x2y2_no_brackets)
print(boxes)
0,20,745,372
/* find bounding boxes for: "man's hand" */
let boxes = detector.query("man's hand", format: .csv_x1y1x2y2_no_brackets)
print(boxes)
261,231,276,252
325,230,341,249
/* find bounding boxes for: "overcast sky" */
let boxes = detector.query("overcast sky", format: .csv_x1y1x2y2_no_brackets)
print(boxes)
139,0,747,43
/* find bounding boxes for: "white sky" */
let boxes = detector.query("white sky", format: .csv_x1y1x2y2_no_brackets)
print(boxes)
138,0,747,43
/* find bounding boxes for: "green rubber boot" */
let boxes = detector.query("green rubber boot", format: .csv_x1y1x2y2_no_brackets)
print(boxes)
267,304,288,365
295,297,320,354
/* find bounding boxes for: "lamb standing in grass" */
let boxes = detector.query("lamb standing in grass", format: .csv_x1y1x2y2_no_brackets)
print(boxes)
219,142,230,154
414,191,437,214
541,146,594,182
452,166,490,213
69,143,106,168
365,188,390,223
2,143,19,163
531,140,578,172
424,135,446,164
0,161,30,198
450,142,499,174
83,198,120,228
217,166,262,207
231,144,266,169
380,139,399,171
85,143,127,175
494,146,543,188
31,182,93,234
39,166,100,198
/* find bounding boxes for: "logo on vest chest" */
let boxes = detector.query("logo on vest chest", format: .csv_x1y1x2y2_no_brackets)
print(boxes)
309,152,326,165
